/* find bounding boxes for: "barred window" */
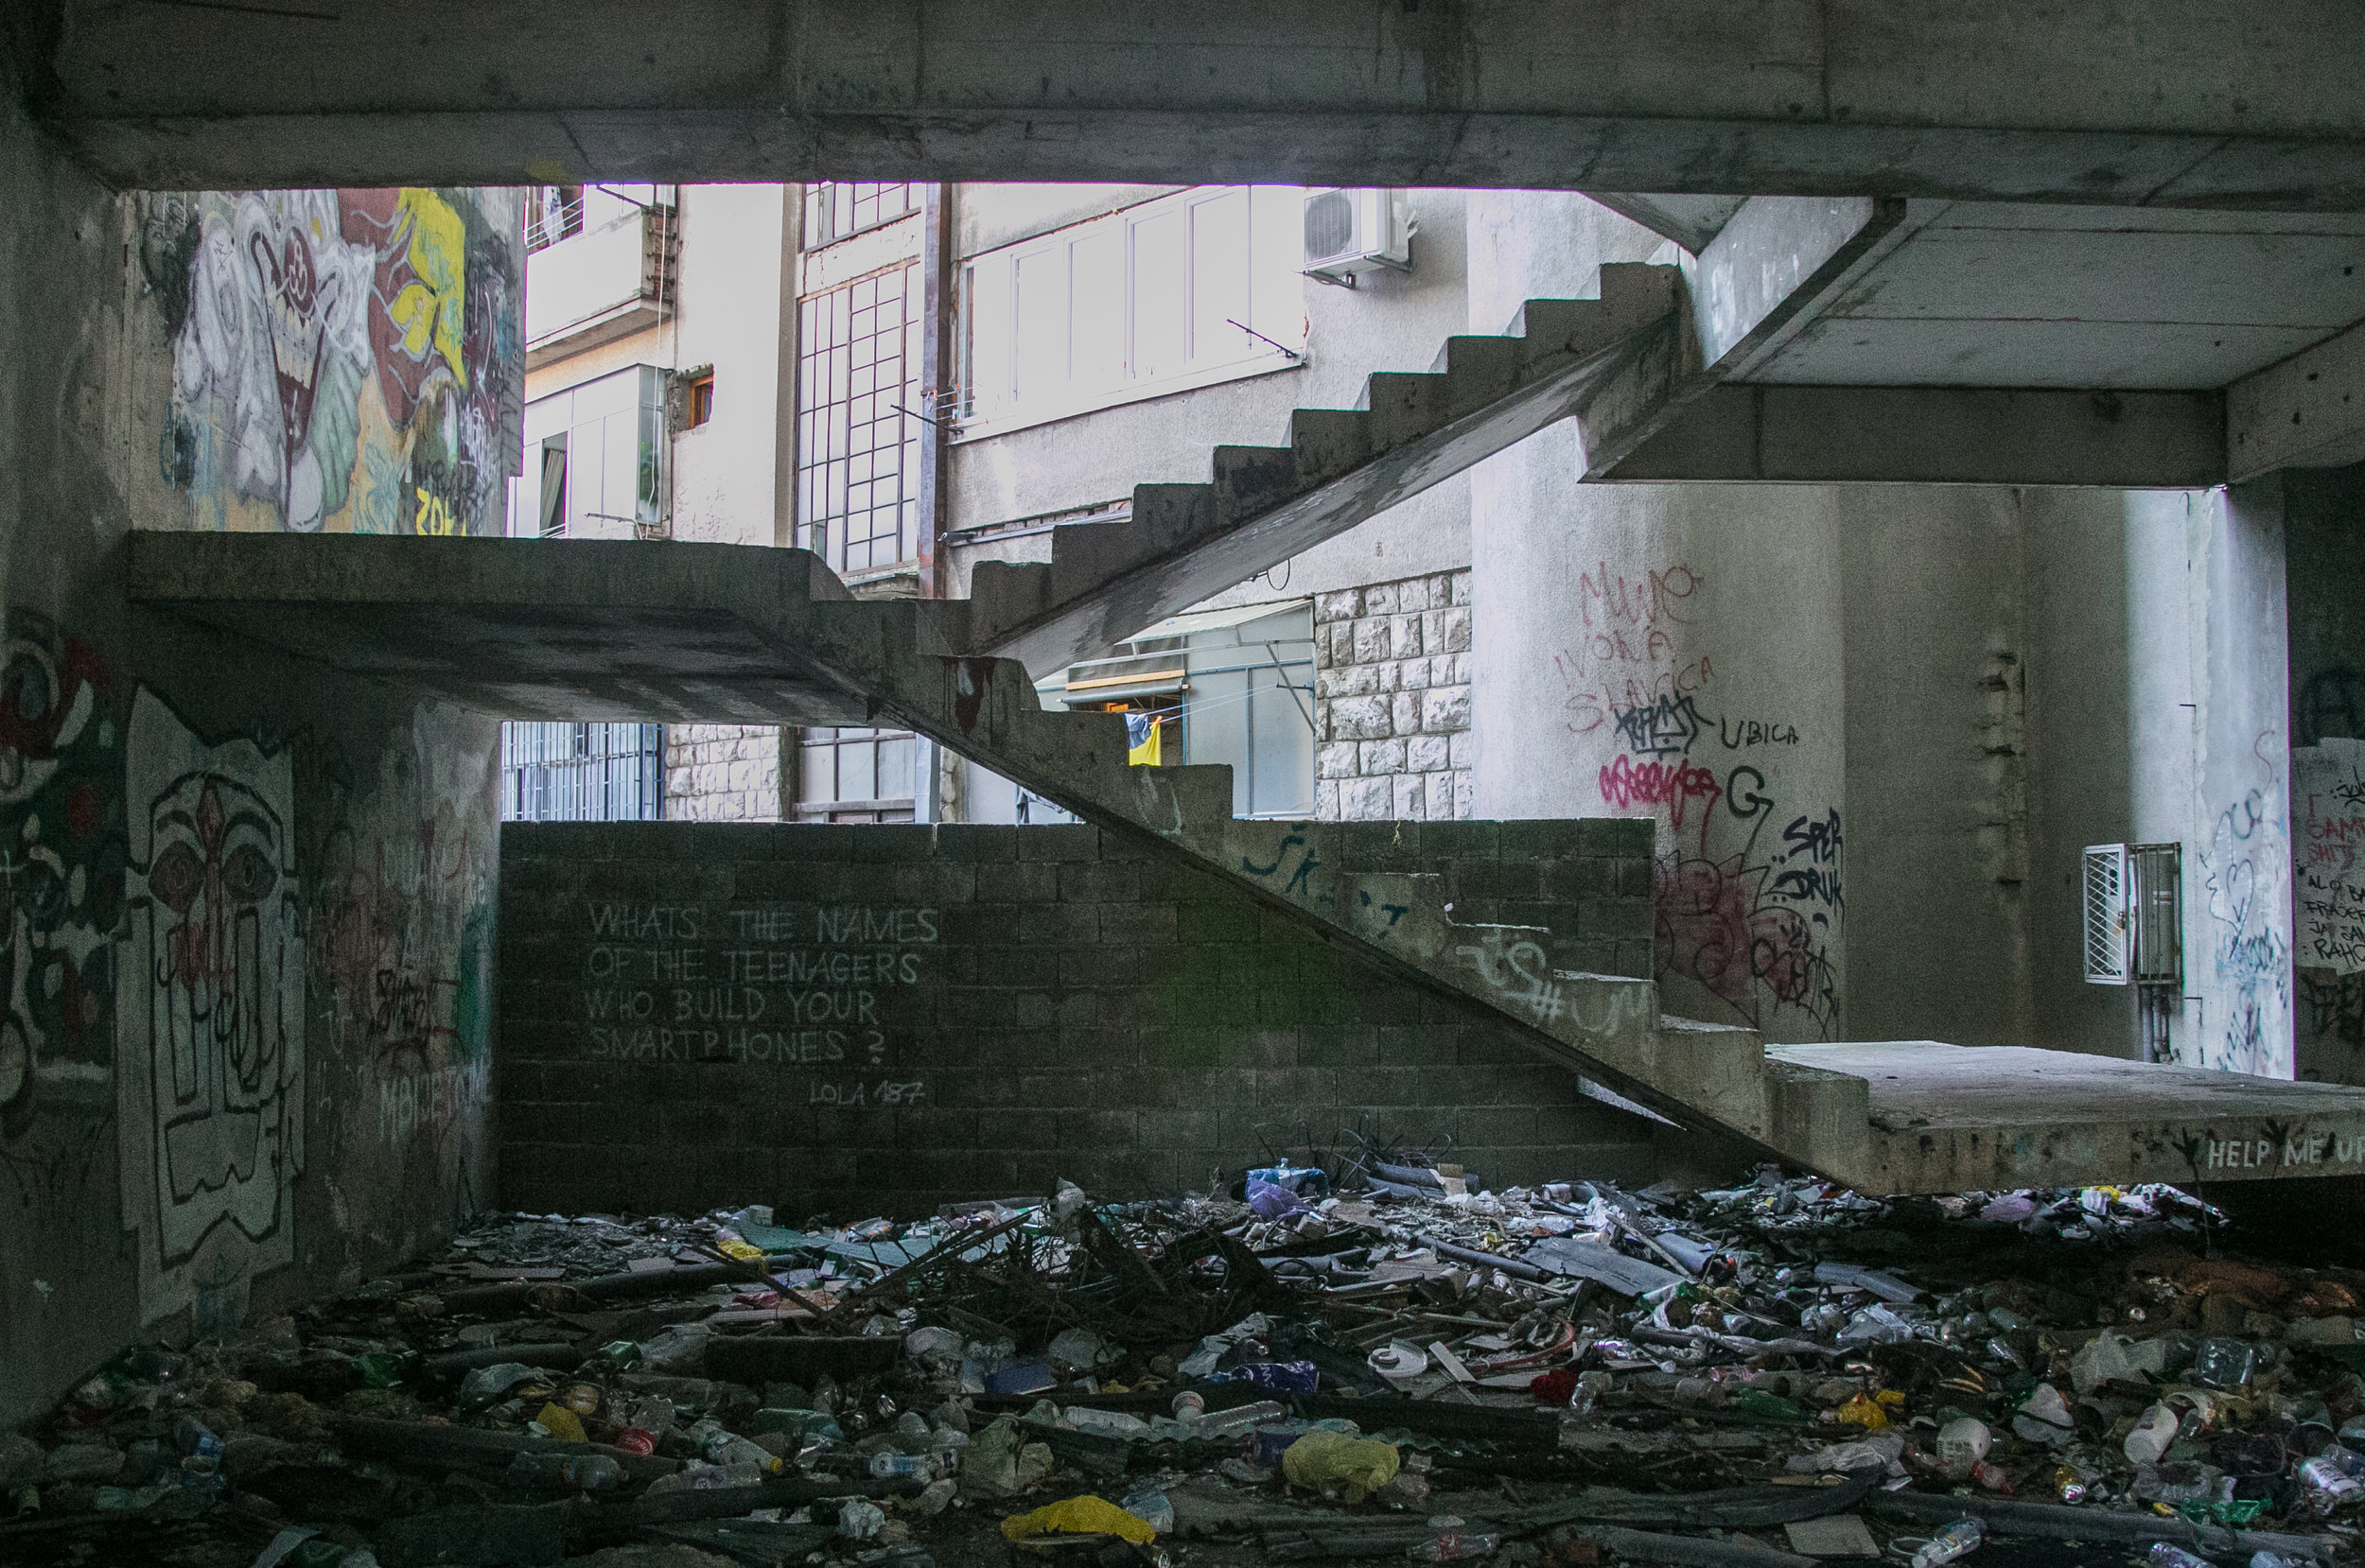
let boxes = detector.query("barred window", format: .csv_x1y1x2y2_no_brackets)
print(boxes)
500,723,664,822
795,262,922,575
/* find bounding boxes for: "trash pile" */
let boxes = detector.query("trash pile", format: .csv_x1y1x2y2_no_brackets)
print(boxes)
6,1163,2364,1568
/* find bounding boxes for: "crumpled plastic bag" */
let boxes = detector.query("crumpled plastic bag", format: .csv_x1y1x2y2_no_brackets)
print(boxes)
1000,1493,1159,1543
958,1416,1054,1499
1279,1428,1401,1503
641,1322,713,1373
2070,1331,2169,1392
1046,1328,1118,1374
1248,1178,1311,1218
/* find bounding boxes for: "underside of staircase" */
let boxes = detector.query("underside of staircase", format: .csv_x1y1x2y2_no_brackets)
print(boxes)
128,250,2365,1196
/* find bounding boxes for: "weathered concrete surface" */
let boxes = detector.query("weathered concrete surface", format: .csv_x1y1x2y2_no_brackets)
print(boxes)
2,78,510,1431
132,530,2365,1196
1771,1042,2365,1192
25,1,2365,209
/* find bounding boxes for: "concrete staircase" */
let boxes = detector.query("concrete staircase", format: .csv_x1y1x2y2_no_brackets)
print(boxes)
962,264,1686,676
129,257,2365,1196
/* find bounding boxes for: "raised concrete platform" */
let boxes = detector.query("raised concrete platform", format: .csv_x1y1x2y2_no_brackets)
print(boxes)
1772,1043,2365,1193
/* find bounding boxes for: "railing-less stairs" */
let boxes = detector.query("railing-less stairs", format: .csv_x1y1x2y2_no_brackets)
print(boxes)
131,263,2365,1195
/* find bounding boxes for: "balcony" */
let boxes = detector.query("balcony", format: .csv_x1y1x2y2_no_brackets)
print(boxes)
525,204,675,369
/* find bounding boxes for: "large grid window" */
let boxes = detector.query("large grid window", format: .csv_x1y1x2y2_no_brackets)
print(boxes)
796,262,922,575
803,183,918,250
796,727,917,823
501,723,664,822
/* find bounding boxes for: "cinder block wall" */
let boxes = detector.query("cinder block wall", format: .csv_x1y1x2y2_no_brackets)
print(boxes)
497,820,1658,1217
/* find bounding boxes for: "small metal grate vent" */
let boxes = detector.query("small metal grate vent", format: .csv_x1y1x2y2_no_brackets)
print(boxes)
2082,844,2130,984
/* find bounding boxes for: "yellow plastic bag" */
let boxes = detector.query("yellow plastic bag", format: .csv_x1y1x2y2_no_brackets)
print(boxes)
719,1240,764,1263
1281,1428,1401,1503
1000,1494,1159,1544
533,1402,587,1444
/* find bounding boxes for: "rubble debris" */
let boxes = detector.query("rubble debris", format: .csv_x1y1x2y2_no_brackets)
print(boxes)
8,1172,2365,1568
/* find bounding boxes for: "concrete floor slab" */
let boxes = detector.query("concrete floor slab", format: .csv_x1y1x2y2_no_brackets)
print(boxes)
1772,1041,2365,1193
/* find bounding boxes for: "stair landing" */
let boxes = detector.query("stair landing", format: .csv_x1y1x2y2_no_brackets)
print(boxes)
1771,1041,2365,1193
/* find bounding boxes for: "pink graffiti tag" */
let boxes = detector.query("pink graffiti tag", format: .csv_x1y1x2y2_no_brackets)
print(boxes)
1598,754,1724,845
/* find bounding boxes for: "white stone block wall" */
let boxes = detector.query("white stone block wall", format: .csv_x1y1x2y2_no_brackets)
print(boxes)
664,724,782,821
1313,570,1474,821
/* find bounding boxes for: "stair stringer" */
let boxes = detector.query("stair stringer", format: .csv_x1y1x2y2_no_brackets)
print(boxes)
777,601,1788,1153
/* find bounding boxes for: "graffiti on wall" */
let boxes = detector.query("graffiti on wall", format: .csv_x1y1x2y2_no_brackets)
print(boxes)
1650,766,1843,1039
1552,562,1712,739
308,745,497,1231
2294,739,2365,1076
0,615,127,1208
2197,733,2293,1078
116,689,305,1333
1558,556,1841,1040
141,186,522,535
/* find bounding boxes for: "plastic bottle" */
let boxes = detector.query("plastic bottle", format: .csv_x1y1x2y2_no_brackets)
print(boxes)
706,1433,781,1472
2296,1444,2365,1512
509,1452,624,1491
1408,1533,1500,1560
172,1417,224,1461
2193,1336,2257,1388
2125,1402,2181,1464
1122,1486,1175,1534
1910,1518,1984,1568
2148,1548,2215,1568
1194,1400,1289,1439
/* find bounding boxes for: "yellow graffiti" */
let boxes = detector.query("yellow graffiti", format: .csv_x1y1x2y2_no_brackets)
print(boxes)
414,486,458,536
387,188,468,391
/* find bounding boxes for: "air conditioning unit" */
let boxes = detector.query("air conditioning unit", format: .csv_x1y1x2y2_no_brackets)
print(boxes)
2082,843,2183,986
1302,188,1412,287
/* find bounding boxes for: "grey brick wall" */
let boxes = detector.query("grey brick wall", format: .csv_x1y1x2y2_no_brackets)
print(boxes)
1315,570,1473,822
497,821,1658,1218
664,724,782,822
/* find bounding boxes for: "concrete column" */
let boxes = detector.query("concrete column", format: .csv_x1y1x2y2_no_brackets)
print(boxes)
2190,479,2297,1075
1468,193,1848,1042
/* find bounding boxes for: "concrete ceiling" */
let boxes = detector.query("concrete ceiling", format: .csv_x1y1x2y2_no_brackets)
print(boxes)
1745,203,2365,391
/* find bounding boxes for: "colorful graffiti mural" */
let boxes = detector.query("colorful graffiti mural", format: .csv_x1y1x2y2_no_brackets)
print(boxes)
141,187,522,535
116,689,305,1333
0,616,126,1207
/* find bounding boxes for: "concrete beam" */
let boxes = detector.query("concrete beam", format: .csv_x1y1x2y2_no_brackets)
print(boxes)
1575,196,1914,477
2228,318,2365,482
1601,384,2227,487
26,0,2365,206
1580,194,1750,255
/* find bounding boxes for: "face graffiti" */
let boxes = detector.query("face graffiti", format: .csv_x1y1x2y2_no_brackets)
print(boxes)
117,689,305,1333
